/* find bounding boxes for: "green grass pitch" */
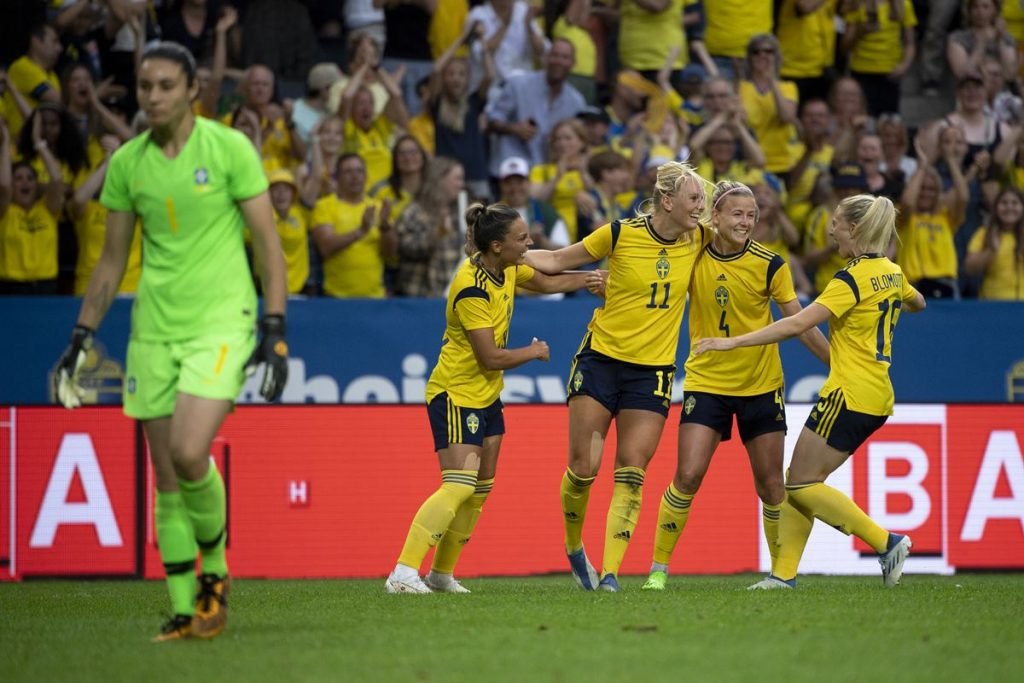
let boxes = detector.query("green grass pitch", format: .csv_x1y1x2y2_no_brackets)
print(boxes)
3,574,1023,682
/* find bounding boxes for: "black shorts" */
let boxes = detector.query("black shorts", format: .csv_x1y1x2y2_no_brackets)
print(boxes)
805,387,887,454
566,332,675,417
427,393,505,452
680,389,787,443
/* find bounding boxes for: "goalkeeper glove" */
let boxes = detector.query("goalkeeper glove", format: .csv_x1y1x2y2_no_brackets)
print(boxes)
245,314,289,402
54,324,94,409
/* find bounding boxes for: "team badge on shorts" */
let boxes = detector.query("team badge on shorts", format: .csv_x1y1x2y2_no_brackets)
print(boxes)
573,371,583,392
466,412,480,434
656,249,670,279
684,395,696,415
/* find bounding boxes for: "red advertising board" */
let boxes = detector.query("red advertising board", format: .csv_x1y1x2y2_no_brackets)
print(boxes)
3,405,1022,580
11,408,136,577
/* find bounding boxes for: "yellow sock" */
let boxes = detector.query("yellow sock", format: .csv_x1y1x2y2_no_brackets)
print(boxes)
396,469,477,570
602,466,645,577
761,502,782,567
787,482,889,553
652,483,694,566
773,494,815,580
561,467,595,553
431,478,493,575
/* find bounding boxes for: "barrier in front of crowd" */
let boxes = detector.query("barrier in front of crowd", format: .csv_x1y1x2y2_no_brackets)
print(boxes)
3,297,1024,405
1,403,1021,580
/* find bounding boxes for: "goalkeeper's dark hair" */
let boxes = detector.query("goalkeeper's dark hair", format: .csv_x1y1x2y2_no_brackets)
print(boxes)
465,202,520,254
141,41,198,86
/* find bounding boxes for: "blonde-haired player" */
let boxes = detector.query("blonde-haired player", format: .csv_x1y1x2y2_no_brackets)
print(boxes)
642,181,830,591
694,194,926,589
527,161,711,591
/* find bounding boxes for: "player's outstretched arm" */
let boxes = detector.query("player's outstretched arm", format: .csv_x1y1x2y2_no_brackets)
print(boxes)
778,298,830,367
467,328,550,371
523,241,594,274
693,302,831,356
902,288,926,313
519,268,604,295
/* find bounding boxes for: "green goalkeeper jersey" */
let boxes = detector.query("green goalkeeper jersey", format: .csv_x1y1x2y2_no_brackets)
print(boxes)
101,117,268,341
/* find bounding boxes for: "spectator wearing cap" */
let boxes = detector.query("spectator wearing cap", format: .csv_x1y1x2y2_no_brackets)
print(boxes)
802,163,869,294
947,0,1019,83
786,98,835,235
264,168,312,294
738,34,800,177
576,105,619,155
548,0,598,105
378,0,436,116
704,0,772,79
498,155,570,250
486,38,586,173
897,133,970,299
676,64,708,127
393,156,466,297
3,23,63,137
291,63,343,145
841,0,917,117
529,117,595,243
430,20,496,199
776,0,836,105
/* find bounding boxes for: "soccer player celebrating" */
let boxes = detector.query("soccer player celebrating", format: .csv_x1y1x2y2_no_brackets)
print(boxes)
53,42,289,640
526,161,711,592
641,181,830,592
385,203,598,594
693,194,926,589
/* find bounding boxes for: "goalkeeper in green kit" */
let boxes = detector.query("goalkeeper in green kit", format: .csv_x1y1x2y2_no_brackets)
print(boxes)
53,42,289,643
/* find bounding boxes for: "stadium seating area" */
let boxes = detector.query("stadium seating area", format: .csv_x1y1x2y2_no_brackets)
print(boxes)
1,0,1023,300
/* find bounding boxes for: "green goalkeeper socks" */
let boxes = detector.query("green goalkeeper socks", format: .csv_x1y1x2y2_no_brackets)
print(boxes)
179,464,229,578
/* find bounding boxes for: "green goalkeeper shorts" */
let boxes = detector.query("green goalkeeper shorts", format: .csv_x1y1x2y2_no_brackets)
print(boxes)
123,329,256,419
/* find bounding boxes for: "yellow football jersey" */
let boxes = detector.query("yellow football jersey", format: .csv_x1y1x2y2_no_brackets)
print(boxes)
685,240,797,395
274,204,311,294
738,79,801,174
426,257,537,407
815,255,919,415
530,164,586,243
0,200,58,281
73,201,143,295
311,195,385,298
777,0,836,78
845,0,917,74
967,228,1024,300
897,208,958,282
582,215,709,366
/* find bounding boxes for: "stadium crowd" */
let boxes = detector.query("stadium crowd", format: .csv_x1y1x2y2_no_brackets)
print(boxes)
2,0,1024,301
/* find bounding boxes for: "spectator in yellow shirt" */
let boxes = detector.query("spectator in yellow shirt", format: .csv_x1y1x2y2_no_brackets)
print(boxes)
738,34,801,176
0,115,65,294
265,169,312,295
965,186,1024,299
311,153,396,298
841,0,917,116
340,62,410,192
2,23,63,137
